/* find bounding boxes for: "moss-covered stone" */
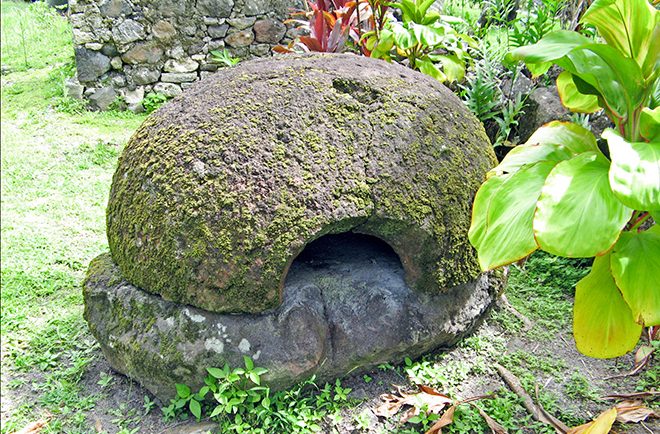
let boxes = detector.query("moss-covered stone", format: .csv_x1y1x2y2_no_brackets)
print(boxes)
107,53,496,313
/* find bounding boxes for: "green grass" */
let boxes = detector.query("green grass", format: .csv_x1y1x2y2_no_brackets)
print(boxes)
503,252,590,340
0,0,73,73
1,1,145,432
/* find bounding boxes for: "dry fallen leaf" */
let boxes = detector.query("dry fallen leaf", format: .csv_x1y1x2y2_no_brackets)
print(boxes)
425,404,456,434
567,408,617,434
615,400,659,423
472,403,509,434
14,420,48,434
374,385,452,423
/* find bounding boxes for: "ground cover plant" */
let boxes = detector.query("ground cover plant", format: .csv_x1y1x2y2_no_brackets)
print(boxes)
1,0,658,433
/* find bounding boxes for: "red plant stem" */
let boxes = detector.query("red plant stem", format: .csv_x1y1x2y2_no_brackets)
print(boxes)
630,211,650,232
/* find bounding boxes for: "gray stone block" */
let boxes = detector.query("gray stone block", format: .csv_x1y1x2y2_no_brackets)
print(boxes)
75,48,111,82
161,72,198,83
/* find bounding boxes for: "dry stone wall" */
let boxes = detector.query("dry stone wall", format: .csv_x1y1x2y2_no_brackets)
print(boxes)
67,0,301,111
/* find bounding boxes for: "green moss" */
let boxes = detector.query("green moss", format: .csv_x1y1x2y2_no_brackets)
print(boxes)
106,56,496,313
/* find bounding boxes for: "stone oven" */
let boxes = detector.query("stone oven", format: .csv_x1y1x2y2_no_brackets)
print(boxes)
83,54,501,400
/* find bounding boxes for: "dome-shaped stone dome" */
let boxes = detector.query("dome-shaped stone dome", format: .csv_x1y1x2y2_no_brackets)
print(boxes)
106,54,496,314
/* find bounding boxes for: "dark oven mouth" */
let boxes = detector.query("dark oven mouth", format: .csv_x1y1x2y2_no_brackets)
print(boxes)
282,232,407,296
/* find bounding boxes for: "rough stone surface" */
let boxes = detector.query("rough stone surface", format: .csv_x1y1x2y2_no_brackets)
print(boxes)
254,19,286,43
152,20,177,41
164,58,199,73
518,85,571,143
197,0,234,18
89,87,117,111
106,54,497,314
208,24,229,39
85,232,500,400
153,82,183,98
75,48,111,82
65,78,85,100
244,0,269,16
121,42,164,64
225,30,254,47
99,0,132,17
112,19,145,45
228,17,256,30
131,67,160,85
160,72,197,83
69,0,305,109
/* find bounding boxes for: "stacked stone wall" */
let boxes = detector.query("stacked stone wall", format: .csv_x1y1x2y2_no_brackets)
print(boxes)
68,0,301,110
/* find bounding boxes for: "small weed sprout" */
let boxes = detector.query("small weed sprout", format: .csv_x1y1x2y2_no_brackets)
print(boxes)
142,92,169,113
210,49,240,67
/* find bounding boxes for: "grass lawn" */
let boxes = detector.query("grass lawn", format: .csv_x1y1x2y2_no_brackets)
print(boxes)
1,1,657,433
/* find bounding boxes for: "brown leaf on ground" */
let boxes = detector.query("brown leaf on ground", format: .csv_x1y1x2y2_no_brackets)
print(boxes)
374,385,452,423
567,407,617,434
425,404,456,434
615,400,659,423
606,345,655,380
14,420,48,434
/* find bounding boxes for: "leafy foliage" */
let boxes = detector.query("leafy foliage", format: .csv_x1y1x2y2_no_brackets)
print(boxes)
470,0,660,358
278,0,474,82
210,49,240,67
364,0,475,82
141,92,169,113
163,356,354,433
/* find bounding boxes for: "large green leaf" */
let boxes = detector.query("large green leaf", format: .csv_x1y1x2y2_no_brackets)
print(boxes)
489,121,598,179
436,54,465,82
573,253,643,358
557,44,645,123
639,107,660,142
391,24,415,50
525,121,599,154
410,23,445,47
469,162,556,270
416,57,446,82
556,71,601,113
534,152,632,257
581,0,660,78
507,30,592,77
611,225,660,326
488,143,572,177
605,129,660,210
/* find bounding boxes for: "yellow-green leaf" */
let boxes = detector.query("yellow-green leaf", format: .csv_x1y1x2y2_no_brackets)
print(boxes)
526,121,600,154
639,107,660,142
581,0,660,78
567,407,617,433
606,129,660,211
611,225,660,326
488,143,573,177
557,71,601,113
469,162,556,270
573,254,643,358
534,152,632,257
507,30,592,77
557,44,645,123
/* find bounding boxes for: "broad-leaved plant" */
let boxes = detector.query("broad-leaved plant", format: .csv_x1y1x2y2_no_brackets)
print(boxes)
469,0,659,358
